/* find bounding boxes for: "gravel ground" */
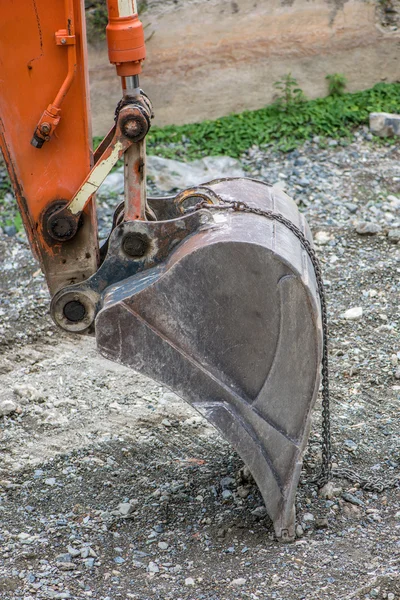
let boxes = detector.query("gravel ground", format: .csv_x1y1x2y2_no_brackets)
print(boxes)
0,130,399,599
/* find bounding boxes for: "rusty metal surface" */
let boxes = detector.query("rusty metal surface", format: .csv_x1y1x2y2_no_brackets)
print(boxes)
50,208,214,332
92,178,322,540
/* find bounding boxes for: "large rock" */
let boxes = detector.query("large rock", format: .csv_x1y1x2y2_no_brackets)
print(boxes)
97,156,245,197
369,112,400,138
146,155,245,192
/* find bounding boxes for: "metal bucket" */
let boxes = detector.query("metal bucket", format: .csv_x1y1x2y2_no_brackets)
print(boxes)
96,178,322,540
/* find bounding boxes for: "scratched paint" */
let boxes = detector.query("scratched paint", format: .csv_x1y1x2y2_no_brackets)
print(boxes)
69,141,125,215
118,0,136,17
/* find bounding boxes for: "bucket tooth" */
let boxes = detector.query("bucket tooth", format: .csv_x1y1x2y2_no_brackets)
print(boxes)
96,178,322,540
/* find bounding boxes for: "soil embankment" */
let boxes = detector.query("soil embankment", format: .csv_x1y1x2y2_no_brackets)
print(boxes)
88,0,400,134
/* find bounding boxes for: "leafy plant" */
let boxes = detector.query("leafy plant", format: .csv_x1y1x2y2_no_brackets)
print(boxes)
326,73,347,96
273,73,306,112
145,82,400,158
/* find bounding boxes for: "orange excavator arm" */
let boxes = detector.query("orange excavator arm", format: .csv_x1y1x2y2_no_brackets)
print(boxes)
0,0,149,295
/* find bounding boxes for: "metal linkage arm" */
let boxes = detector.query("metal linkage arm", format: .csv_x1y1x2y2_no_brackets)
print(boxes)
44,95,152,243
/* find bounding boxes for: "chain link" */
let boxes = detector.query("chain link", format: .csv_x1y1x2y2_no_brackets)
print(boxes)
190,196,399,492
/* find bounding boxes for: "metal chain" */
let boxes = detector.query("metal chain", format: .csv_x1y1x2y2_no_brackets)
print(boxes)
192,197,332,486
190,196,399,492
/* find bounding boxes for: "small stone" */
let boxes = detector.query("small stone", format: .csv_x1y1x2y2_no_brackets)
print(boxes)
217,527,227,538
117,502,134,516
170,564,182,573
80,547,90,558
13,384,41,402
4,225,16,236
388,593,395,600
369,112,400,137
157,541,169,550
388,229,400,243
185,577,195,586
56,553,72,563
147,561,159,573
237,485,251,499
316,517,329,529
0,399,17,416
114,556,125,564
395,369,400,380
85,557,95,568
344,439,358,452
43,410,68,426
251,506,267,518
58,562,76,571
355,221,381,235
44,477,56,486
314,231,332,245
237,465,254,484
342,492,364,506
302,512,315,523
295,524,304,538
220,476,235,489
67,546,81,558
344,202,358,214
319,482,342,499
231,578,246,586
0,359,13,374
319,482,333,499
342,307,363,320
222,489,232,500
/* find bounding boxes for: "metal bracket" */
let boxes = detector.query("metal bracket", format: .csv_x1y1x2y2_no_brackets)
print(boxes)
44,96,152,242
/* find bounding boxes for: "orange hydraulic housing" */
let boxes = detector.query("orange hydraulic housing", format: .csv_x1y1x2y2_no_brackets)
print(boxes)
0,0,98,295
106,0,146,77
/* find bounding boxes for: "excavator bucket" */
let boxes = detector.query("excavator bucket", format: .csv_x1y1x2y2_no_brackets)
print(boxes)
95,178,322,541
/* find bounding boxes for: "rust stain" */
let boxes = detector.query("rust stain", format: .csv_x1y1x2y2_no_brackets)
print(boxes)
28,0,44,71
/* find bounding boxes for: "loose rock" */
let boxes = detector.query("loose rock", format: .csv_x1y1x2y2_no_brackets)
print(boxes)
0,399,17,416
342,307,363,320
355,221,382,235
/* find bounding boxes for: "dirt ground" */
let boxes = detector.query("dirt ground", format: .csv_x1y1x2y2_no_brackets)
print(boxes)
0,139,399,599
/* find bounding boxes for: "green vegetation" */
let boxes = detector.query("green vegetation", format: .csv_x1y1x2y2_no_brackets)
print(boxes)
146,82,400,157
326,73,347,96
273,73,306,111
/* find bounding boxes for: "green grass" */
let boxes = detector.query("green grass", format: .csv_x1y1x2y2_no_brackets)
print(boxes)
143,82,400,159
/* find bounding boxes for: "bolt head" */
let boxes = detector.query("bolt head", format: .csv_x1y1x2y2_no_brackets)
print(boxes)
63,300,86,323
122,232,149,258
40,122,51,135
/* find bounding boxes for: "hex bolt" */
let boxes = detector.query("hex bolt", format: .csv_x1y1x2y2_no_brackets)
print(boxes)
49,215,75,240
121,108,149,142
122,232,149,258
123,119,142,138
63,300,86,323
40,122,51,135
